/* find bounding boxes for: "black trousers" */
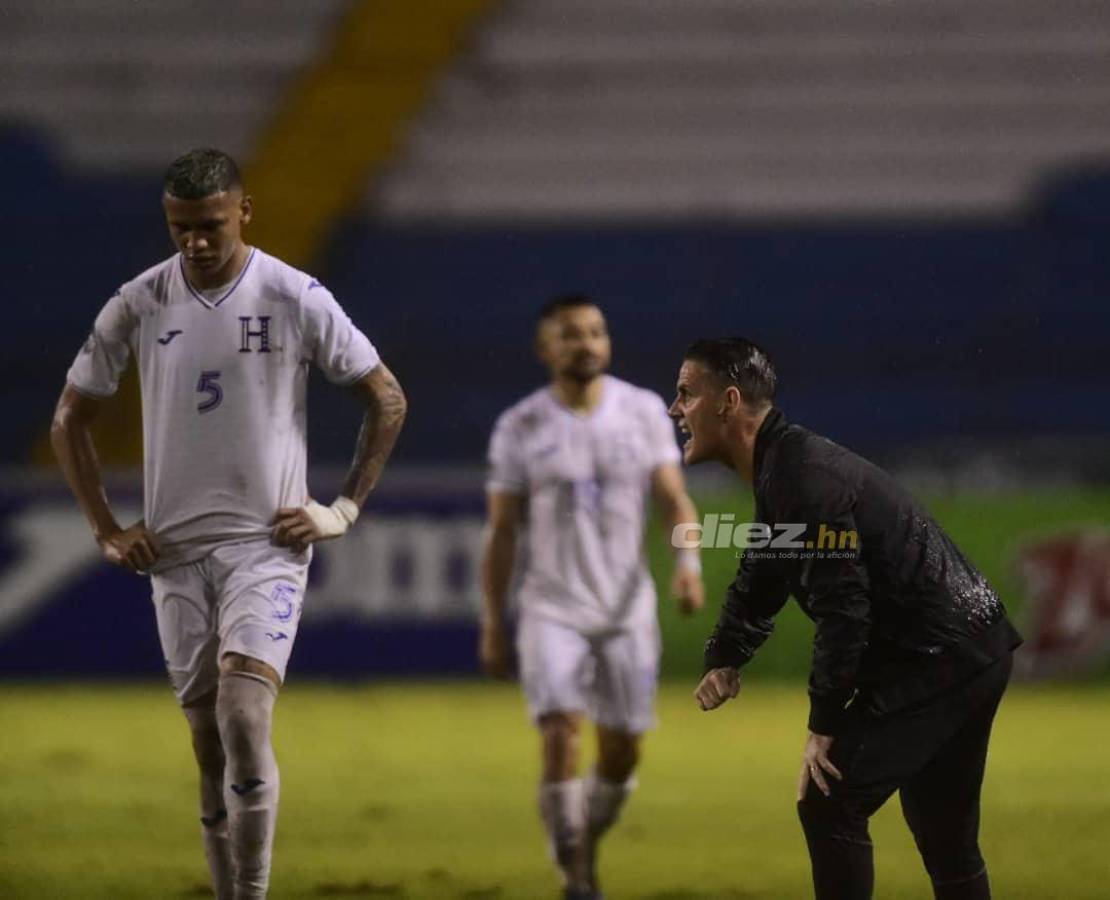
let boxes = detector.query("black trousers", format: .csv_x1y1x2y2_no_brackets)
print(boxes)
797,652,1012,900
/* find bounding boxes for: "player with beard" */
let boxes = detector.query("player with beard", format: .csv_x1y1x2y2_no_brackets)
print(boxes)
480,296,705,900
671,337,1021,900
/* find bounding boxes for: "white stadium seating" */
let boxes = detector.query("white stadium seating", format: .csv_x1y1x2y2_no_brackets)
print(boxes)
371,0,1110,220
0,0,350,170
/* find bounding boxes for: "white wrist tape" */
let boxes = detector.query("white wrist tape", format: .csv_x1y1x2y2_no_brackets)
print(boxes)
303,496,359,538
676,549,702,575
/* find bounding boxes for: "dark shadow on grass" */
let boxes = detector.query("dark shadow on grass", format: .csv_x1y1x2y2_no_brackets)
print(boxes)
41,748,91,769
314,880,405,896
359,803,394,821
641,890,760,900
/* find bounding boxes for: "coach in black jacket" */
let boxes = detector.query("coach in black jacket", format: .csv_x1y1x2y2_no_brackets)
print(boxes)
671,338,1021,900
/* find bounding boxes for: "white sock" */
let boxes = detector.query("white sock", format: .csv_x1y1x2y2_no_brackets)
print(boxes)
538,778,586,886
217,672,280,900
184,703,235,900
585,769,636,839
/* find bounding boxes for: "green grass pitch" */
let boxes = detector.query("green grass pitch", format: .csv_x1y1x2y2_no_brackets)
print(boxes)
1,489,1106,897
0,680,1105,899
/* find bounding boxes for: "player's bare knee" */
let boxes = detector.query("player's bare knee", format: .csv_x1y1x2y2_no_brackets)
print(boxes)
539,712,581,779
597,730,640,782
183,692,225,773
189,717,225,773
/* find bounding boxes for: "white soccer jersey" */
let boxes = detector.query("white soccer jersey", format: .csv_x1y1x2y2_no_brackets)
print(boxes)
487,375,682,634
67,248,380,572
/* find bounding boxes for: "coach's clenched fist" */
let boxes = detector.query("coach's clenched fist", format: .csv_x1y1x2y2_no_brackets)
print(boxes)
695,666,741,711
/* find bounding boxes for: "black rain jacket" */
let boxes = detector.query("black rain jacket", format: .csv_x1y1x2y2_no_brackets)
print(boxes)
703,408,1022,734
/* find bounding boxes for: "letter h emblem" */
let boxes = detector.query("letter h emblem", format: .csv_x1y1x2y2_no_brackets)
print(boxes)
239,316,272,353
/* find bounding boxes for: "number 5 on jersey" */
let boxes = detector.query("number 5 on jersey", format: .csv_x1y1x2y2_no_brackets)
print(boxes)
196,370,222,413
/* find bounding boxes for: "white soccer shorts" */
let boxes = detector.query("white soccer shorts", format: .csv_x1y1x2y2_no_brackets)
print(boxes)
516,613,661,734
151,539,309,705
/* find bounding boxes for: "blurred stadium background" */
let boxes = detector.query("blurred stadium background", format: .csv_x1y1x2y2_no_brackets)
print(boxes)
1,1,1108,898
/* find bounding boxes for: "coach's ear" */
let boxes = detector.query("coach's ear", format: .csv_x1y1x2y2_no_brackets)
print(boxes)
720,384,744,418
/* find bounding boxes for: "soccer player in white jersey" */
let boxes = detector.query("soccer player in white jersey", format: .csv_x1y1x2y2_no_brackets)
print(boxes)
50,149,407,899
480,296,705,900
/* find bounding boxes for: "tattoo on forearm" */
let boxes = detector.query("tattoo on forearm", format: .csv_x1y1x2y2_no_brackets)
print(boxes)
342,374,407,505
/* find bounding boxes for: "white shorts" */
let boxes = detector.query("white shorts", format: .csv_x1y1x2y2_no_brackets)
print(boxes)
516,614,661,735
151,539,309,705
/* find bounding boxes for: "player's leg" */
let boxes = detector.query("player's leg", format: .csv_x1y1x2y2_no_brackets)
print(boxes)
517,614,594,894
152,562,234,899
584,626,657,895
212,541,308,900
538,710,590,891
217,653,281,900
184,690,235,900
898,654,1012,900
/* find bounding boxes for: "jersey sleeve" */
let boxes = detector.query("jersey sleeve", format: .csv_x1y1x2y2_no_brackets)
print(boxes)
486,411,527,494
300,279,380,385
645,392,682,468
66,291,135,398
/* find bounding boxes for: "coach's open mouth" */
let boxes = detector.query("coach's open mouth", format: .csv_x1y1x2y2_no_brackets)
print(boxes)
678,418,692,449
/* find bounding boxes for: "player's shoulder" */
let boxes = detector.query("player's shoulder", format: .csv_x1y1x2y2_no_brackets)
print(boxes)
116,254,179,308
248,248,323,306
493,385,552,436
605,376,669,414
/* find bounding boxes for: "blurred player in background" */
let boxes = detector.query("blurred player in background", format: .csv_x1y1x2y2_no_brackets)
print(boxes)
480,296,704,900
674,338,1021,900
51,149,407,899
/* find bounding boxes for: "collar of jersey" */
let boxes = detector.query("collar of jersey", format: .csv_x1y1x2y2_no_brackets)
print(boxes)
180,247,257,309
548,374,613,421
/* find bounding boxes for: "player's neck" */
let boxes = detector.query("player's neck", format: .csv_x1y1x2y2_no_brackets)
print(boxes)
182,242,252,292
551,375,605,414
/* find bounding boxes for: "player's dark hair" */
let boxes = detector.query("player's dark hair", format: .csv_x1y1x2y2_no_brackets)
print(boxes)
163,148,242,200
684,337,777,408
537,294,601,322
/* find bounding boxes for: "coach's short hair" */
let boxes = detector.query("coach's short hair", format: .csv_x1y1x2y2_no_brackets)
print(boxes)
684,337,777,408
163,148,241,200
537,294,601,323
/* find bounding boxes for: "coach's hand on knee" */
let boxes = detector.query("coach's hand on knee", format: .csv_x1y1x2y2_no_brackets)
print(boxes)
272,497,359,550
695,667,740,711
99,521,159,573
797,731,842,800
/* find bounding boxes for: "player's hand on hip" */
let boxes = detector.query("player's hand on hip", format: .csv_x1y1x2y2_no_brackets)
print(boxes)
695,667,740,711
478,622,511,679
796,731,842,801
272,497,359,550
671,568,705,616
99,521,159,574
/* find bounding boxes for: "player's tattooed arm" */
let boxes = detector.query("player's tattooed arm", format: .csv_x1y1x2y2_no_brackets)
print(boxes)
651,463,705,615
273,364,406,550
50,385,159,572
340,363,408,506
479,491,523,678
